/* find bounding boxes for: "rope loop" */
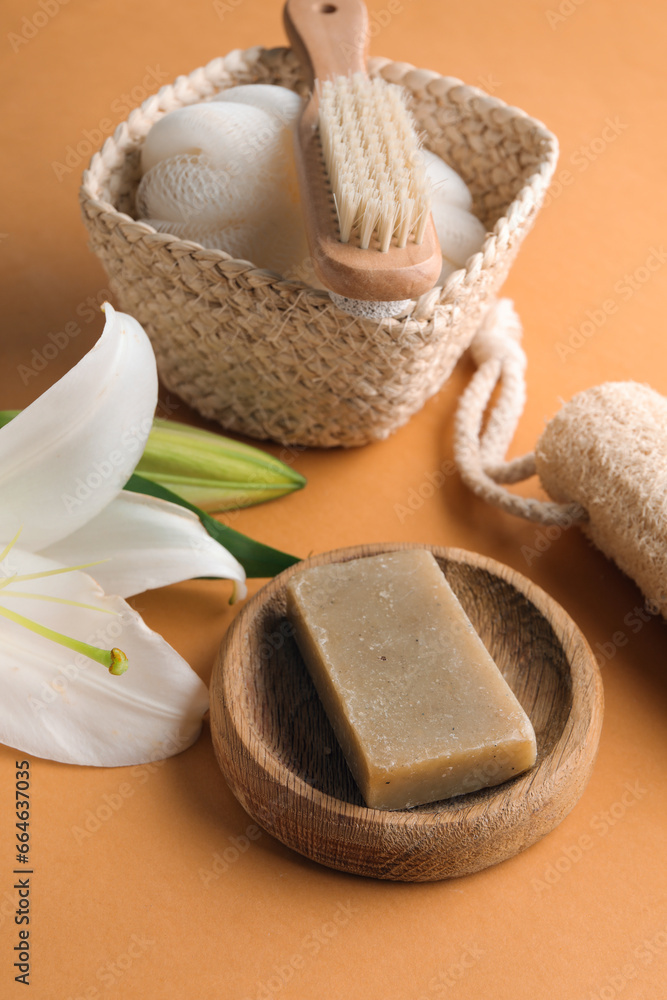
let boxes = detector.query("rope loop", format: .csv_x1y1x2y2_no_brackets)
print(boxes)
454,298,588,525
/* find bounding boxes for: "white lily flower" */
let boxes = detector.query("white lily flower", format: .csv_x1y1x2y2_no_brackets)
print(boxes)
0,304,246,767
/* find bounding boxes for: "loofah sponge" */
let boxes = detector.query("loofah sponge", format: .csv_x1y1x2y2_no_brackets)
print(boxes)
454,301,667,616
535,382,667,613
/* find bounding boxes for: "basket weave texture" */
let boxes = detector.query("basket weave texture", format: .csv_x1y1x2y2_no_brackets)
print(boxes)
80,46,557,448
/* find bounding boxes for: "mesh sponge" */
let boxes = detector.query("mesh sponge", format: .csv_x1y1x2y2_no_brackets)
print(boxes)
137,155,239,226
137,148,291,227
140,102,277,173
136,104,309,274
211,83,303,125
138,150,309,273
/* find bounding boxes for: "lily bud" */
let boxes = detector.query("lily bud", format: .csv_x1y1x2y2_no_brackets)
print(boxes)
0,410,306,513
135,418,306,512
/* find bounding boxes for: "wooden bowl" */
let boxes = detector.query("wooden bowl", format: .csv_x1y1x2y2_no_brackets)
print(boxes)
210,543,603,881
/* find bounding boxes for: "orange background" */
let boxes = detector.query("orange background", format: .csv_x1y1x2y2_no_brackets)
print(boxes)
1,0,667,997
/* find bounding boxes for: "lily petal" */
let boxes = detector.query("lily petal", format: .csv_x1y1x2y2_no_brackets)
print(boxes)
0,550,209,766
40,491,247,599
0,304,157,552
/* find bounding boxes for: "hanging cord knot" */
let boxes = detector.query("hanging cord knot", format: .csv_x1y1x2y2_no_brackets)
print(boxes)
454,298,587,525
470,298,526,368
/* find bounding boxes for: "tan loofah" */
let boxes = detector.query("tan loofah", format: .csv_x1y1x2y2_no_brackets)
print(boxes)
535,383,667,614
79,46,558,448
454,310,667,616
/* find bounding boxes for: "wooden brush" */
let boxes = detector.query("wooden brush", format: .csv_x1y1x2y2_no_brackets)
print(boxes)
283,0,442,316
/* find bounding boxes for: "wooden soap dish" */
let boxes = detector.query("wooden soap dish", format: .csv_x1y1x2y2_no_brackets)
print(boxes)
210,543,603,882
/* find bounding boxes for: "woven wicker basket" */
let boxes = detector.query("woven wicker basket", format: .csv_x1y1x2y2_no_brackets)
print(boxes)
80,46,557,448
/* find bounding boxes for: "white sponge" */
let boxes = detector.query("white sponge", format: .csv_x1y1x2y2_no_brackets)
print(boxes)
422,149,473,212
423,149,486,284
211,83,303,126
137,86,309,275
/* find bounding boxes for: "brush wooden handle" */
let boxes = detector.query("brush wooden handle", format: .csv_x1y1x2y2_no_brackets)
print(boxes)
284,0,368,83
283,0,442,303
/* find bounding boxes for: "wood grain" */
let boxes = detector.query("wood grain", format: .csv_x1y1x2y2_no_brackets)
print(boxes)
210,543,604,881
283,0,443,301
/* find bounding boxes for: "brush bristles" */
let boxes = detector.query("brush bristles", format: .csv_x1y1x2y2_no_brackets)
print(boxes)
317,74,430,252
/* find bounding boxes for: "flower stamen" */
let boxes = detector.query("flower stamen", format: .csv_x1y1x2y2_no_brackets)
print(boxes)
0,604,128,674
0,526,23,563
0,559,109,589
0,590,117,614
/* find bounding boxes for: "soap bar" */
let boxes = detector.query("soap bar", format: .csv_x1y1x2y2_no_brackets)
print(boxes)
285,550,537,809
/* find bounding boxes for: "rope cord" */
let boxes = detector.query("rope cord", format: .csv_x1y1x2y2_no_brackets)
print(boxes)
453,299,587,525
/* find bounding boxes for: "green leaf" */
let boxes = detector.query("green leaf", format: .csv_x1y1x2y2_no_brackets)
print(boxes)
125,473,301,578
0,410,19,429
